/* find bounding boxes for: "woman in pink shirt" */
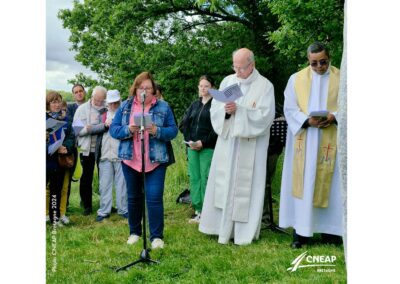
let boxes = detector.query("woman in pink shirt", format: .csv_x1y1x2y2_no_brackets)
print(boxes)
110,72,178,250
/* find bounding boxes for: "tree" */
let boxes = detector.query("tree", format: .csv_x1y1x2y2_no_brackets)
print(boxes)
59,0,344,119
268,0,344,66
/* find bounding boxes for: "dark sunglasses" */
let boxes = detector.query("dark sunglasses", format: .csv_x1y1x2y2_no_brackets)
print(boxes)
310,59,328,67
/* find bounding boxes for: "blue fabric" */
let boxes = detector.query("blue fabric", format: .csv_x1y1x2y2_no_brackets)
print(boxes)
121,162,166,241
109,97,178,163
46,112,75,170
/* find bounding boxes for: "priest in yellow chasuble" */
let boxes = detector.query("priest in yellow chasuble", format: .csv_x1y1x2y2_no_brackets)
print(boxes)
279,42,343,248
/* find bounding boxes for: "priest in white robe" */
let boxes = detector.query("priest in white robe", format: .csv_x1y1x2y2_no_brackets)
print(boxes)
279,42,343,248
199,48,275,245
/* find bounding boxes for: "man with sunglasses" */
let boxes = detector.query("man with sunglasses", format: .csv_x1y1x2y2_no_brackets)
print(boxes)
279,42,343,248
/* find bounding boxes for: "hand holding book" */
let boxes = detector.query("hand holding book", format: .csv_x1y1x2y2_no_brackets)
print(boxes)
308,111,335,128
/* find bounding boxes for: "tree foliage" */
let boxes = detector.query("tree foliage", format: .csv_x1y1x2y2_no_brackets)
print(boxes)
268,0,344,67
58,0,343,119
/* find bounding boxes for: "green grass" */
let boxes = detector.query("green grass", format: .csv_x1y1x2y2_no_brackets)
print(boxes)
46,134,346,283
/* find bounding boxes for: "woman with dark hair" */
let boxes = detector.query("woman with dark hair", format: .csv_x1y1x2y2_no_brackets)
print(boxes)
179,75,218,223
110,71,178,249
46,91,75,225
154,83,164,100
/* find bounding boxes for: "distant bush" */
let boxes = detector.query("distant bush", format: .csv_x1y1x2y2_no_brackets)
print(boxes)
46,89,73,102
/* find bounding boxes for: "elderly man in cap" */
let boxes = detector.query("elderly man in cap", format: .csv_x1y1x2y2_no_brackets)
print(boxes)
96,90,128,221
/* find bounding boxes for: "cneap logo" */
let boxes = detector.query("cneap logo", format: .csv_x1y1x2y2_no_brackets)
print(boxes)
287,251,336,272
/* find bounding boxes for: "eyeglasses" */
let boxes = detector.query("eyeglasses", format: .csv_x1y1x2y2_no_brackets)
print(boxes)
232,62,253,73
50,100,62,104
138,87,153,92
310,59,329,67
198,85,211,89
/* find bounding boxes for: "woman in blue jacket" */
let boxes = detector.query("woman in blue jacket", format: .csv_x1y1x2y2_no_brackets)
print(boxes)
110,72,177,249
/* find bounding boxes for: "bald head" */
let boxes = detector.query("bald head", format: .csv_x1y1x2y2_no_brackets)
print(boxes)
233,48,254,63
232,48,255,79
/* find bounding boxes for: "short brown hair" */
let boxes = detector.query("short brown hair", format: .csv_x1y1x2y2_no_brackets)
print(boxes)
199,75,214,86
46,91,63,111
72,83,85,94
129,71,156,97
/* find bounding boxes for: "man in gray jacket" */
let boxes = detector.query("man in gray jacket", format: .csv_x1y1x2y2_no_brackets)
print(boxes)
73,86,107,215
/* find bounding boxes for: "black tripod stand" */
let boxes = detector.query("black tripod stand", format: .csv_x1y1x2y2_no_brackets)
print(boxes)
262,116,289,235
116,92,159,272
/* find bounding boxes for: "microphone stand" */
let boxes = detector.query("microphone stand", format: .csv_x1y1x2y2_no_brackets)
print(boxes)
116,92,159,272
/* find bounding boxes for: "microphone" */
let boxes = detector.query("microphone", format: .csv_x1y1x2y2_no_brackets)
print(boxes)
140,90,146,103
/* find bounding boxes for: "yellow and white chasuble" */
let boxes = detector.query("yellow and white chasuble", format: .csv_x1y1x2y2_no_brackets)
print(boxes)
279,65,343,237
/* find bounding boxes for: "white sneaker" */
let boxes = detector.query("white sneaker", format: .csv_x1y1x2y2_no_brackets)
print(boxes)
151,238,164,249
46,215,50,223
127,234,140,245
60,215,70,225
188,213,201,224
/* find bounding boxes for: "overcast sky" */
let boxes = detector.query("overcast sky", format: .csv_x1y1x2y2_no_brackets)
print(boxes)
46,0,97,92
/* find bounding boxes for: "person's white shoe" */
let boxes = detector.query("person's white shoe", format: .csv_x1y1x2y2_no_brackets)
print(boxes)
188,213,201,224
151,238,164,249
60,215,70,225
126,234,140,245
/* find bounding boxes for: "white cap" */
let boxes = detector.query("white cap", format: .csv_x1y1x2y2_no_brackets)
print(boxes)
106,90,121,103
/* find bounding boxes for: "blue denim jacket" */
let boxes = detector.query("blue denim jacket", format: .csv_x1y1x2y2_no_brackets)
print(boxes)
109,97,178,164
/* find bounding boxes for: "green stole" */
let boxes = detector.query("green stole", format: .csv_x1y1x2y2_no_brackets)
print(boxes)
293,66,340,208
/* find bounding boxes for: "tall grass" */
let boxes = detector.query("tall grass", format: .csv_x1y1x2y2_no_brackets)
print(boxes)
46,133,346,283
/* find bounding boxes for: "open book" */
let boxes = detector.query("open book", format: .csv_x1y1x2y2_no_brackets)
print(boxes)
46,118,66,134
209,83,243,103
48,129,65,155
133,113,153,128
309,110,329,119
72,119,84,135
183,141,199,147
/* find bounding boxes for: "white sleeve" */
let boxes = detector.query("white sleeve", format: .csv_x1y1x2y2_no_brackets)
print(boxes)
284,74,309,136
232,83,275,138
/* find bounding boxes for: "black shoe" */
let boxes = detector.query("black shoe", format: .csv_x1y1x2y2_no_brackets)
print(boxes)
83,208,92,216
321,233,343,245
111,207,117,213
292,230,310,248
291,241,302,249
96,214,110,222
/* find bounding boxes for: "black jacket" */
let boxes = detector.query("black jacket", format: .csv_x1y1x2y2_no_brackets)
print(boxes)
179,98,217,149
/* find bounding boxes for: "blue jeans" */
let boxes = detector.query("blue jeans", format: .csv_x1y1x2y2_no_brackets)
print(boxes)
121,162,166,241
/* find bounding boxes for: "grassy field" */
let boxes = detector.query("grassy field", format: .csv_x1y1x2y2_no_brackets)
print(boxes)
46,134,346,283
